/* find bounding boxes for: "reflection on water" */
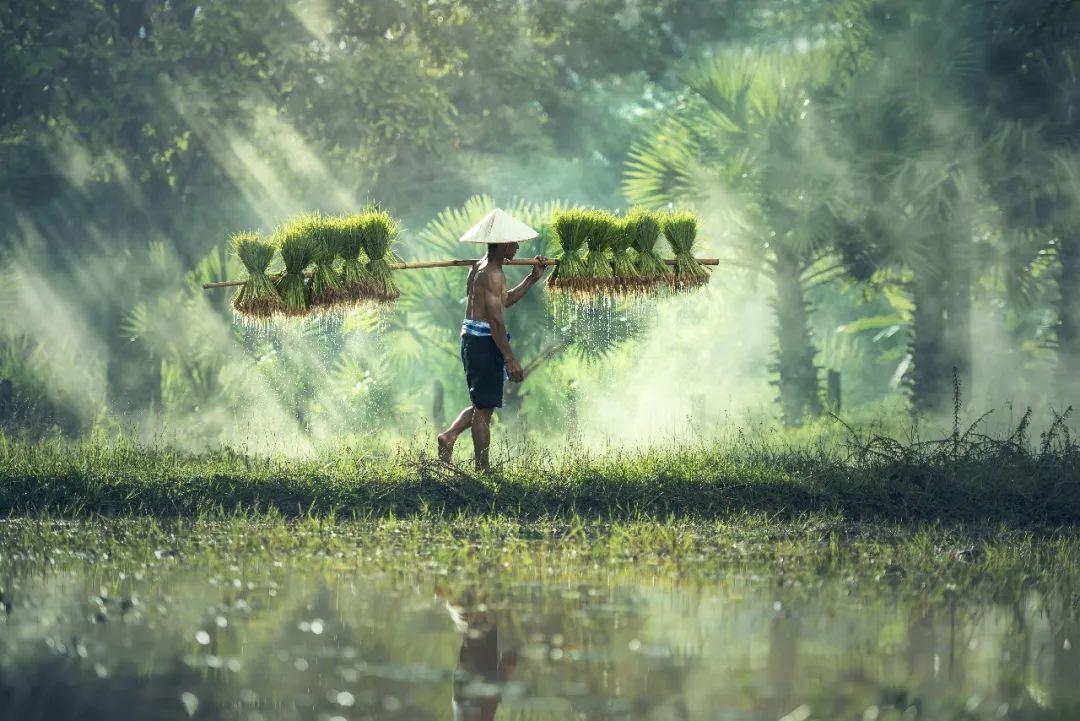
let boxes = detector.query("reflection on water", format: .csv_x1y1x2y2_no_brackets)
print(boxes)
1,545,1078,720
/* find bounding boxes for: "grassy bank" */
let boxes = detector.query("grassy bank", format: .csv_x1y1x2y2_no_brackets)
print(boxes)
1,422,1077,522
3,514,1079,598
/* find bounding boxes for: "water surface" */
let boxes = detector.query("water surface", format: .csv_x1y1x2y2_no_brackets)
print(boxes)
1,520,1077,720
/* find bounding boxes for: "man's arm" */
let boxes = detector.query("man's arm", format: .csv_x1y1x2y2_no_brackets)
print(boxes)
505,256,548,307
483,271,524,382
504,275,534,308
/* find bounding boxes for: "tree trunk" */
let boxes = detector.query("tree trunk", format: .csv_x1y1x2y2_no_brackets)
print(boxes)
1050,600,1080,703
910,235,972,415
944,252,972,393
432,380,446,428
770,251,822,424
1057,229,1080,402
909,272,947,414
765,597,801,715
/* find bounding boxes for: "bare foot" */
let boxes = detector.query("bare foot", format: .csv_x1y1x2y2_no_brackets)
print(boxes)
437,432,455,463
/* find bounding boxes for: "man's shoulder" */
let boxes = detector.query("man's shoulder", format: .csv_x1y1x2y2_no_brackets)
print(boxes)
476,264,505,283
476,260,504,273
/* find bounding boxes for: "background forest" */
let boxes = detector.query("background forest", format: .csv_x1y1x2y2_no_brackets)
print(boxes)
2,0,1079,453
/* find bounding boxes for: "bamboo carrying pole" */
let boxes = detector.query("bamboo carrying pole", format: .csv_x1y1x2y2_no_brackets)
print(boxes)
201,257,721,289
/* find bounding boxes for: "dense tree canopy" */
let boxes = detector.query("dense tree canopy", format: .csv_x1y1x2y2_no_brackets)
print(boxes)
2,0,1079,443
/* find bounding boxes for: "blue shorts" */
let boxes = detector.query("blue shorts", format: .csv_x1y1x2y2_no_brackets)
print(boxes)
461,334,505,409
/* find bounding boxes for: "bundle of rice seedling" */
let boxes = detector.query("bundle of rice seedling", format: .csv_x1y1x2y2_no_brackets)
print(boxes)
307,213,346,311
610,217,645,294
581,210,617,294
625,207,671,294
230,231,284,320
274,213,319,316
358,207,400,303
661,209,710,290
335,213,379,305
546,209,591,296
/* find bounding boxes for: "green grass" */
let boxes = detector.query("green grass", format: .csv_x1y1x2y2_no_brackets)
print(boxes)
1,513,1076,589
1,429,1076,523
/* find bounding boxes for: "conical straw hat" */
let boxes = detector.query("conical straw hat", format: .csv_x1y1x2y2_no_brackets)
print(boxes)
459,208,540,244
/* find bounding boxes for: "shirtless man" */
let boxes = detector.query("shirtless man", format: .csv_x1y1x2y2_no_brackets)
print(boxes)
441,585,519,721
437,232,546,472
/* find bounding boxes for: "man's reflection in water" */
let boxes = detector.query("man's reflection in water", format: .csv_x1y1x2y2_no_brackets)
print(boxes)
445,591,518,721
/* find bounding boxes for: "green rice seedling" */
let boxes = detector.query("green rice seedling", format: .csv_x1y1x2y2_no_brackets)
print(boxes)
626,207,671,295
230,231,284,320
582,210,617,294
274,213,319,316
307,213,346,312
335,214,379,306
546,209,591,297
661,209,710,290
358,207,400,304
610,217,645,294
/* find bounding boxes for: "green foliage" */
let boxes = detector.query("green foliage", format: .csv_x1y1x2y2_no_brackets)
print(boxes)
625,51,839,422
0,335,82,439
231,232,283,320
6,0,1080,437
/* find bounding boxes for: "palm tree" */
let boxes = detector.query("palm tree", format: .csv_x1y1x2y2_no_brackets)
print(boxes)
624,52,844,424
825,0,989,414
966,0,1080,402
828,0,1078,412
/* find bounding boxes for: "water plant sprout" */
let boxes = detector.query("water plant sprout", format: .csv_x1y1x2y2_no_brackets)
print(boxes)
358,207,400,303
307,213,346,312
661,210,710,290
335,213,378,306
547,209,591,297
625,208,670,295
581,210,617,294
610,216,645,294
230,231,284,320
206,207,719,315
274,214,319,316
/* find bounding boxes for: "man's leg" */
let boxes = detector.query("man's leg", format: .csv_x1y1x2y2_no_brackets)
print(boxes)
438,406,474,463
471,407,494,472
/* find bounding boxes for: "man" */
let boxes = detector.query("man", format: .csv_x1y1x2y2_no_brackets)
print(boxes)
441,585,518,721
437,208,547,471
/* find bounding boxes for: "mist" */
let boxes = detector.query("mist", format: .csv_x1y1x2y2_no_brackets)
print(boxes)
2,0,1077,454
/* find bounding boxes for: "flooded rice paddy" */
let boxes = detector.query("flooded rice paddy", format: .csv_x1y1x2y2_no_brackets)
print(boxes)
1,518,1077,721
